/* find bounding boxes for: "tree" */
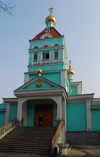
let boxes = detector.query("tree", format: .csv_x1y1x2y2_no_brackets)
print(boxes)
0,1,15,15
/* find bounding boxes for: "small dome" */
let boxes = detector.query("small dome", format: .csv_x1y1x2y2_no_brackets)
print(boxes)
67,65,74,75
37,65,42,76
45,14,56,26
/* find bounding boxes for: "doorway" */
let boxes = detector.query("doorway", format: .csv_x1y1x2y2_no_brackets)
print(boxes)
34,104,53,126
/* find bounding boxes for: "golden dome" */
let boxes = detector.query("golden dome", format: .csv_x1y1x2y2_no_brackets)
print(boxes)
37,65,42,76
45,14,56,25
67,65,74,75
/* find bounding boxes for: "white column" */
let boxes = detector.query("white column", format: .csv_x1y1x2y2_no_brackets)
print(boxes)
5,103,10,124
56,96,62,120
86,100,91,131
17,99,23,121
62,98,66,130
22,101,27,126
61,71,66,88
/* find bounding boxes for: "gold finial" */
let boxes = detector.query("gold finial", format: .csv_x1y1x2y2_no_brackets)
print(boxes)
67,60,74,75
45,8,56,26
37,64,42,76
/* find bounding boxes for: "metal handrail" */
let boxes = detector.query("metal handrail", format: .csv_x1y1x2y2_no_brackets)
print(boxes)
51,118,64,147
0,118,16,138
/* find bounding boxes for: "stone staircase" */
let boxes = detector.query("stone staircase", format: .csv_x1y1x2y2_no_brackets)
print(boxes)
0,126,56,154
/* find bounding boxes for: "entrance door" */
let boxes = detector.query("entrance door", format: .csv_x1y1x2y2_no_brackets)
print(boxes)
34,104,53,126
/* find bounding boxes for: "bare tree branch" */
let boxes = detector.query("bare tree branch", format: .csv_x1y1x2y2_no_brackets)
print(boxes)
0,1,16,15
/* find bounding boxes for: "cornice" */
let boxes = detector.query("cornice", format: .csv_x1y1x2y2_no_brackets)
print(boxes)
92,98,100,104
3,98,18,103
91,106,100,109
29,36,64,43
69,81,82,86
29,45,64,51
27,62,64,68
14,88,65,98
67,93,94,103
24,69,66,74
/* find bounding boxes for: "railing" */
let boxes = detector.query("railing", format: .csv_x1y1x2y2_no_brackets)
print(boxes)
54,58,59,63
50,118,65,154
0,118,16,138
42,59,49,64
51,119,64,147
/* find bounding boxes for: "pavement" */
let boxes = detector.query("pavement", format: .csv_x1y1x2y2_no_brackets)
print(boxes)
0,146,100,157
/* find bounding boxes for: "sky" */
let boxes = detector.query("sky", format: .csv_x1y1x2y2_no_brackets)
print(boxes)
0,0,100,103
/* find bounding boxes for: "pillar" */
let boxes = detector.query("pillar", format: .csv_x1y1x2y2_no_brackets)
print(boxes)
5,103,10,124
22,101,27,126
62,98,66,130
17,99,23,121
86,100,91,131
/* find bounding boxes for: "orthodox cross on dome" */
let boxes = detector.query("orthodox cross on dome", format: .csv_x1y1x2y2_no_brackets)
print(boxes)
69,60,71,66
49,7,54,15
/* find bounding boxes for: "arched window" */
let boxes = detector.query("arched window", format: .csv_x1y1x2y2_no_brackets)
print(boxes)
44,45,48,47
31,45,39,49
34,46,38,48
55,44,58,46
52,42,61,47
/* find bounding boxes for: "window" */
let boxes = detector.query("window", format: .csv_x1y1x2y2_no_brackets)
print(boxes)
34,46,38,49
34,54,37,60
45,106,51,111
55,51,58,58
55,44,58,46
43,53,49,59
36,106,43,111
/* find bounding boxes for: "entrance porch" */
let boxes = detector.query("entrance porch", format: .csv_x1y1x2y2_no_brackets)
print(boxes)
24,99,57,127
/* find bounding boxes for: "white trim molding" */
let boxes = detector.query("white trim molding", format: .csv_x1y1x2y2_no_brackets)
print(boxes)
31,45,40,49
40,33,52,39
52,42,61,46
67,93,94,103
41,42,51,48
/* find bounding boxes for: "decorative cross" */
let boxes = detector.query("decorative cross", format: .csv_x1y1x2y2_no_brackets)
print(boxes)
69,60,71,66
49,7,54,14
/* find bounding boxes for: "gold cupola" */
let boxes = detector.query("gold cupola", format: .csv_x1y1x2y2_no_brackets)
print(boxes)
67,65,74,75
67,60,74,75
45,7,56,27
67,60,75,82
37,65,42,76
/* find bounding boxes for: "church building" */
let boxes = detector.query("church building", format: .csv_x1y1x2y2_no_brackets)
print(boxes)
0,8,100,136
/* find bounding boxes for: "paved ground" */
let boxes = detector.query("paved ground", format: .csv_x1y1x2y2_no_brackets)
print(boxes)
67,145,100,156
0,146,100,157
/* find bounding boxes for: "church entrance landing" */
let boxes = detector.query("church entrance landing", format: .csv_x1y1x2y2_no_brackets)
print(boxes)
34,104,53,126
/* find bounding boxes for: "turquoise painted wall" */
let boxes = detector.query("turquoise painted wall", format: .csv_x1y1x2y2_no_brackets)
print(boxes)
27,99,57,126
29,72,61,85
91,109,100,131
9,104,18,122
71,86,77,94
27,100,35,126
29,38,64,50
66,102,87,131
0,104,6,109
22,80,58,91
28,64,64,72
0,111,5,127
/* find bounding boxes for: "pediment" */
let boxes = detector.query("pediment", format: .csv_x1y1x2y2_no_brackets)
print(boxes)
14,76,63,92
